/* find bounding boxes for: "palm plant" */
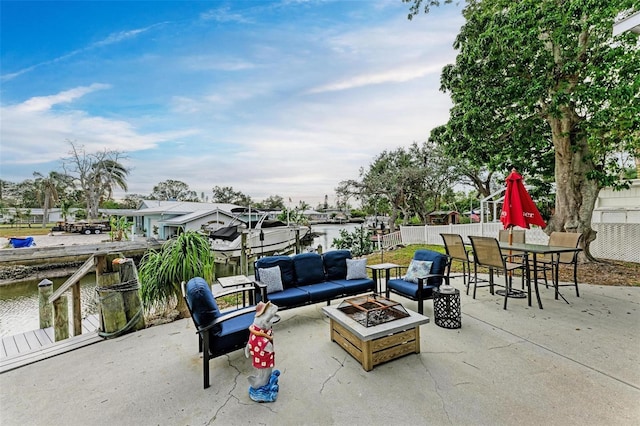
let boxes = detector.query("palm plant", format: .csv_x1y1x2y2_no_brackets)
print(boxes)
138,230,214,318
33,171,67,227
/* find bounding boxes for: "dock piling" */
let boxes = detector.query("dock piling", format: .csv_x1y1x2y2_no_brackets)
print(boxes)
38,279,53,329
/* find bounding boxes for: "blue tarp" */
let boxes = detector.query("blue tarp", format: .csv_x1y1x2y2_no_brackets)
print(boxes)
9,237,35,248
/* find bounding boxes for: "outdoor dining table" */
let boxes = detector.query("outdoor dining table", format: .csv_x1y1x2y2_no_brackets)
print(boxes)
498,242,583,309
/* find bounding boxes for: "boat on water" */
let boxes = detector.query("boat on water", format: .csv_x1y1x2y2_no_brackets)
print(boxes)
205,208,311,261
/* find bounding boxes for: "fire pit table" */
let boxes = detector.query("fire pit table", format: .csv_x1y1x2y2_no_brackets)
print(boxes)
322,295,430,371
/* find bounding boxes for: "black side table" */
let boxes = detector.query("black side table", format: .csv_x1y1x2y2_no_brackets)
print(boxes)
433,288,461,329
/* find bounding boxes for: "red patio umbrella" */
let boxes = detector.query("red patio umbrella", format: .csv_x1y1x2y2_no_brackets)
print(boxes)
500,169,546,244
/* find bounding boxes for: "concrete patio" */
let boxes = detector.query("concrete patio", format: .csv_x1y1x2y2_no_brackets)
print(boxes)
1,278,639,425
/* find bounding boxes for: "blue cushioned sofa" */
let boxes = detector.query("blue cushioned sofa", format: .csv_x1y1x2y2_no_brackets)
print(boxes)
253,250,376,310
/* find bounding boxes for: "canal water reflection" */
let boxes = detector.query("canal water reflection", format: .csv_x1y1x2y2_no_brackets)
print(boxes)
0,223,361,337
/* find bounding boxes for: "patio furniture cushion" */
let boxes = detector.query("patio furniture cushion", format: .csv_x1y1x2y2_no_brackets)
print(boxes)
293,253,326,285
413,249,448,283
403,260,433,284
262,287,310,307
323,250,352,280
330,278,376,296
258,266,284,294
346,258,368,280
255,255,296,289
186,277,221,334
301,282,344,303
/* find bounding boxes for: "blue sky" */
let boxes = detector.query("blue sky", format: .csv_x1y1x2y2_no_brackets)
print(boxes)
1,0,464,207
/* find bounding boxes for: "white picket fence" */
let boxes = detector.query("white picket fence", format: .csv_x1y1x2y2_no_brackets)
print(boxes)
393,223,639,263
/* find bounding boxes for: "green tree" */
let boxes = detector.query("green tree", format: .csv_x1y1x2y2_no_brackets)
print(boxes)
344,141,460,229
59,199,72,223
332,226,374,257
211,185,252,205
122,194,146,209
12,180,39,208
63,141,129,219
150,180,198,201
255,195,285,210
33,171,72,227
408,0,640,257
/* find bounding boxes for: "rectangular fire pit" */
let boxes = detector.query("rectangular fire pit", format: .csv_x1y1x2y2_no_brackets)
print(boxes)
323,297,429,371
337,295,409,327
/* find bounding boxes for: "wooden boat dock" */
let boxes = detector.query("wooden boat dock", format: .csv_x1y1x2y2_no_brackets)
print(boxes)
0,314,102,374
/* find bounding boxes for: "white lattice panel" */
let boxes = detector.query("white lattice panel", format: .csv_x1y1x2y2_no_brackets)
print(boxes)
591,223,640,263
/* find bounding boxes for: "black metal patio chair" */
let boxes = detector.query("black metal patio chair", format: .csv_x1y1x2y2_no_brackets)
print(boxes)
181,277,256,389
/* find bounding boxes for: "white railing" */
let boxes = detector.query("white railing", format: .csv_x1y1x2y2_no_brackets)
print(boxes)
380,231,402,250
399,223,639,263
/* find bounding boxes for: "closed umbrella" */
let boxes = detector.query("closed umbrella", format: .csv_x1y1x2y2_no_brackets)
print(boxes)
499,169,546,298
500,168,546,242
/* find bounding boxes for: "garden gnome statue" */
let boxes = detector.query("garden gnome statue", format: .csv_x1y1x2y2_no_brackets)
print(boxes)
245,301,280,402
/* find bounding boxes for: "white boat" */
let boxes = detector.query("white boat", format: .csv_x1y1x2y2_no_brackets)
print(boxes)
206,208,310,261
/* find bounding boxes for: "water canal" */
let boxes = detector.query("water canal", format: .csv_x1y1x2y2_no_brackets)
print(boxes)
0,223,362,337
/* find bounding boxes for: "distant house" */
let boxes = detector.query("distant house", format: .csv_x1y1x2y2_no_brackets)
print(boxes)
302,209,330,224
427,210,460,225
134,201,242,239
0,208,81,225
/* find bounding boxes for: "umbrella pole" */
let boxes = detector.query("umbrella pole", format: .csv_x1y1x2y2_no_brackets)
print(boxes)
508,227,514,295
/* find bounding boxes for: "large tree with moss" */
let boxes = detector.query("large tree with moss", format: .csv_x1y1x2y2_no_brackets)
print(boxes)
407,0,640,258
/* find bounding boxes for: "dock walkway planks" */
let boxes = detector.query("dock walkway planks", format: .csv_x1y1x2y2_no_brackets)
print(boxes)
0,315,103,374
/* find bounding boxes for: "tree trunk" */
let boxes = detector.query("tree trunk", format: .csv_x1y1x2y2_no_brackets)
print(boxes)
546,114,601,261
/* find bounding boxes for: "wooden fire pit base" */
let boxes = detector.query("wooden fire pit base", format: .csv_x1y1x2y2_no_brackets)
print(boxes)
323,302,430,371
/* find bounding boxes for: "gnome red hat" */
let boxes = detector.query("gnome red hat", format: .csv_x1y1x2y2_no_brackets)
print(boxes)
255,301,272,317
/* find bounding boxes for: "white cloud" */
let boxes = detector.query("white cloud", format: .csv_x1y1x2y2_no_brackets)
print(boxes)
306,62,446,94
16,83,111,112
1,85,197,167
1,24,162,82
200,6,254,24
1,2,465,207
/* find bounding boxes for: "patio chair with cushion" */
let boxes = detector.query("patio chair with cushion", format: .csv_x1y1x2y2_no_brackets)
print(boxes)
385,249,450,314
182,277,256,389
468,236,527,310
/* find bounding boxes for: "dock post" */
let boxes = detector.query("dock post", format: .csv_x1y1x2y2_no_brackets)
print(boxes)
72,282,82,336
38,279,53,329
53,295,69,341
240,233,248,276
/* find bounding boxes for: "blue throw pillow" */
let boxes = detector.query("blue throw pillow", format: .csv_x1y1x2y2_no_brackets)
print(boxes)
404,260,433,284
186,277,221,333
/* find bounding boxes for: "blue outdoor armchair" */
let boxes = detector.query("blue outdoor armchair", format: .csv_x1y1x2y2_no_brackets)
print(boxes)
386,249,450,314
182,277,256,389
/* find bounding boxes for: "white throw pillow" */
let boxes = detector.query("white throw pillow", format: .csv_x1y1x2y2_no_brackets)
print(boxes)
259,266,283,294
346,258,368,280
403,260,433,284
